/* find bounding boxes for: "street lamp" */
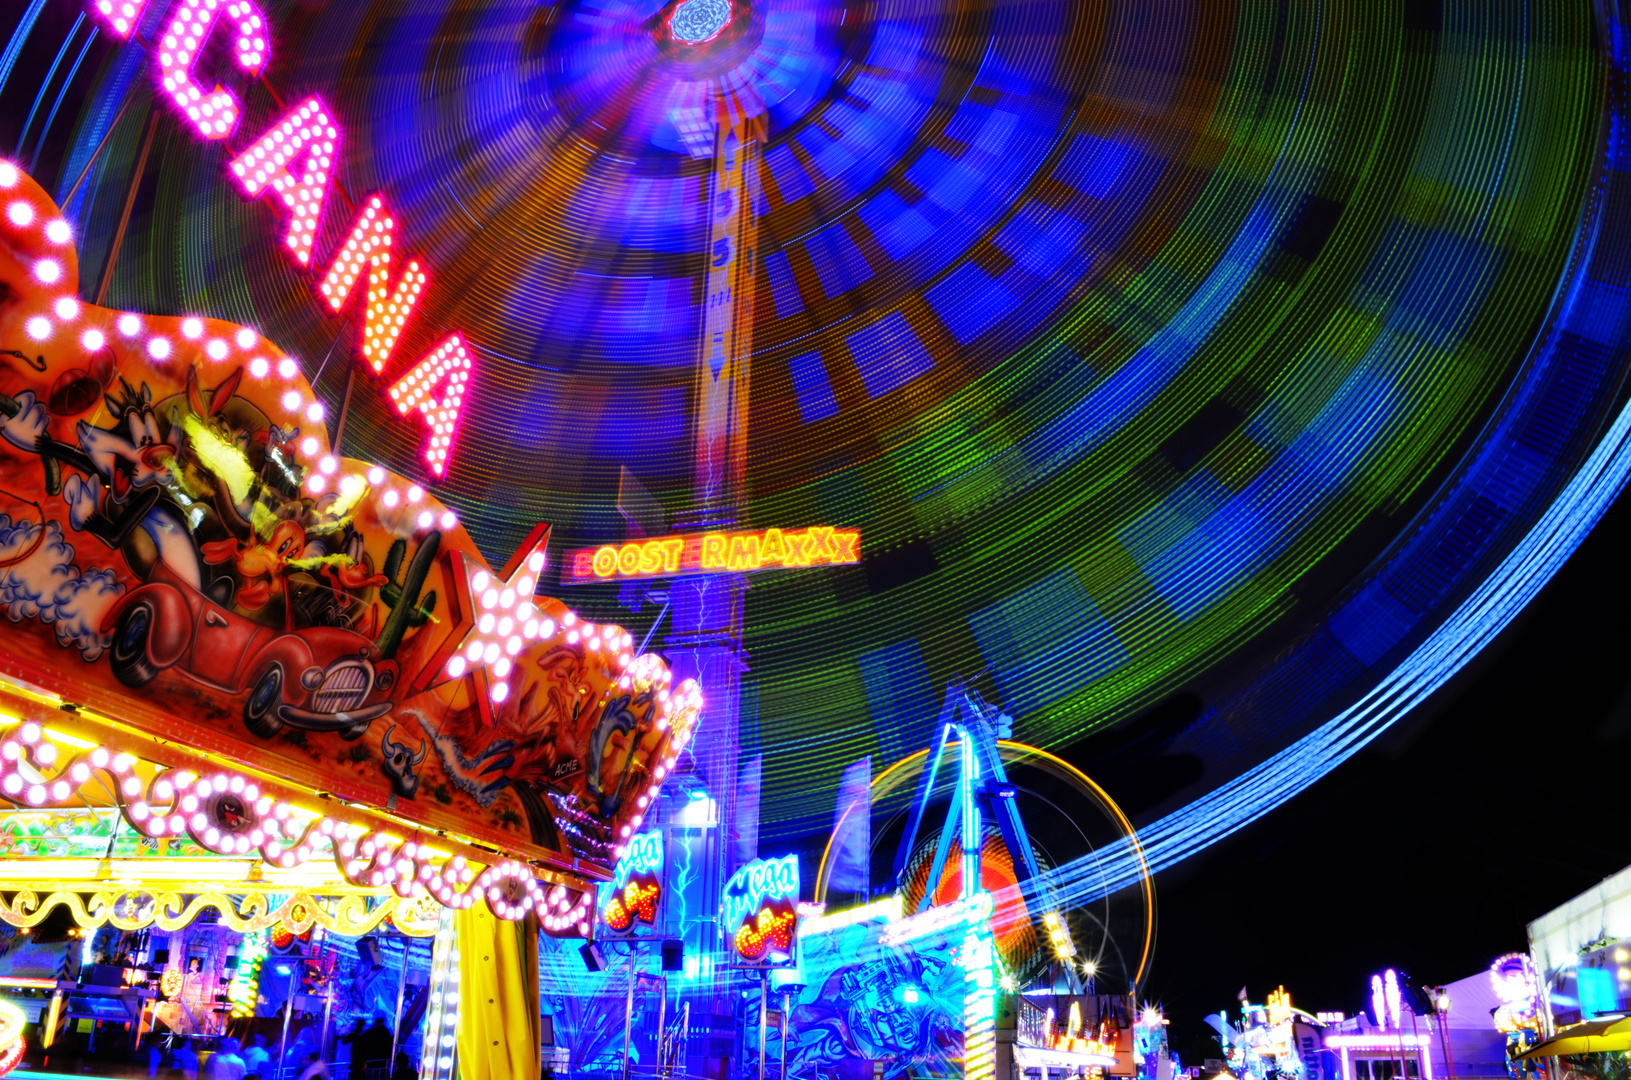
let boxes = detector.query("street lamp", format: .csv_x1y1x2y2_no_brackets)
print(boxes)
1430,988,1454,1080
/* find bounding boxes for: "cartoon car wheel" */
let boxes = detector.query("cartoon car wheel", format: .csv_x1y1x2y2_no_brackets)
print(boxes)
243,663,286,739
340,718,373,742
109,601,161,688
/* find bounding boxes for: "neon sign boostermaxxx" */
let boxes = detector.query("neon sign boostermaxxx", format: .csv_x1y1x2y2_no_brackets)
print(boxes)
563,527,860,584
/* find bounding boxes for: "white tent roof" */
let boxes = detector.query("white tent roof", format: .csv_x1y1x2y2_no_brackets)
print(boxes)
1528,864,1631,980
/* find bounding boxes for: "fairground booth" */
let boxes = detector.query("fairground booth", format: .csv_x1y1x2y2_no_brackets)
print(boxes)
0,160,705,1080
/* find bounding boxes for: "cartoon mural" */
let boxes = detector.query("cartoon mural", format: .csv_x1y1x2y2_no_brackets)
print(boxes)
790,916,968,1080
0,164,700,880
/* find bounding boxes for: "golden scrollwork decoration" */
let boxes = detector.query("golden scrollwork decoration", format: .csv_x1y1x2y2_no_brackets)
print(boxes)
0,889,434,937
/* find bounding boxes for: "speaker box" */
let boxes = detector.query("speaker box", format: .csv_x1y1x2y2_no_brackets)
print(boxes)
356,937,382,967
84,964,124,987
661,940,684,972
580,942,607,972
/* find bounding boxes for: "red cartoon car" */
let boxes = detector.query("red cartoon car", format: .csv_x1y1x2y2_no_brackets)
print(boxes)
101,561,396,740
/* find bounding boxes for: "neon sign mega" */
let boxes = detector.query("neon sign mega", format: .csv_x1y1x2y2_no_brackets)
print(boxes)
721,854,799,964
85,0,470,480
602,831,664,934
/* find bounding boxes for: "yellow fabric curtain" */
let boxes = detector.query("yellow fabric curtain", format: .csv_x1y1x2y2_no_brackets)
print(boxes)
455,906,540,1080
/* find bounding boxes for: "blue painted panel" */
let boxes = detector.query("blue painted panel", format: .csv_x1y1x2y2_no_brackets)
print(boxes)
764,250,806,318
765,144,815,203
970,568,1128,717
788,351,839,423
1117,470,1232,569
857,190,935,258
994,202,1086,274
1053,133,1136,199
906,149,981,212
805,222,875,298
865,23,921,73
858,639,936,765
1566,279,1628,343
797,125,858,180
945,102,1021,155
1328,580,1420,666
924,262,1017,343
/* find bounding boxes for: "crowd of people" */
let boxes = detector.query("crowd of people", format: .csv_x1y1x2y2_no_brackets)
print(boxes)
137,1015,416,1080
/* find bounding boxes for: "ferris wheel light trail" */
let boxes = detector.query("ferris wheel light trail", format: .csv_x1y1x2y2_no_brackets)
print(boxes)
1027,331,1631,911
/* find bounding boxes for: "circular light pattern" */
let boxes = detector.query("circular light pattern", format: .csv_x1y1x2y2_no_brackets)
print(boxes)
160,968,184,999
47,2,1631,863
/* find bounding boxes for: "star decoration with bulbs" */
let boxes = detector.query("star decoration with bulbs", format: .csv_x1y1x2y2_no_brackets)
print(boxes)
432,522,559,720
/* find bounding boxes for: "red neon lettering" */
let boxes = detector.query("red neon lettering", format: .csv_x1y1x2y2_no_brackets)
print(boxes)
733,905,797,959
660,538,684,573
156,0,269,139
387,333,472,477
317,195,427,374
227,96,339,266
727,534,760,571
806,526,835,564
784,531,814,566
831,530,861,563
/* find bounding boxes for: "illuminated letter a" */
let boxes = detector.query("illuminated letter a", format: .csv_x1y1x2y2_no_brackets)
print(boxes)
317,195,427,374
227,96,339,266
387,333,473,477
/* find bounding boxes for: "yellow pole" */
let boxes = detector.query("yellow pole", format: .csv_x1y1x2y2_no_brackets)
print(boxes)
43,990,62,1049
455,907,540,1080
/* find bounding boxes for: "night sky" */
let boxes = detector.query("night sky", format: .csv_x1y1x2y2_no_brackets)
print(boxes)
1137,485,1631,1064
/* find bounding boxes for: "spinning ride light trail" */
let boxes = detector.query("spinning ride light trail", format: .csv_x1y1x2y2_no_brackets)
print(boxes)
1017,105,1631,908
22,0,1631,894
